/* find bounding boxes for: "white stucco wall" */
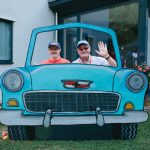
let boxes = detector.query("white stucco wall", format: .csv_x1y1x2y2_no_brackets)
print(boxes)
147,16,150,66
0,0,54,73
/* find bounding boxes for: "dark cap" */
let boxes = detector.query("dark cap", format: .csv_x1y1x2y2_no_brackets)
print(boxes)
48,42,61,49
77,40,89,48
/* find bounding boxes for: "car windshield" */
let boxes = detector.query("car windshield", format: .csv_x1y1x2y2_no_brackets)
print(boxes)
31,27,117,67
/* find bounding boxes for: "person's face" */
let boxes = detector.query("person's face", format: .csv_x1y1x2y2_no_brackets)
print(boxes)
77,44,91,58
48,46,61,59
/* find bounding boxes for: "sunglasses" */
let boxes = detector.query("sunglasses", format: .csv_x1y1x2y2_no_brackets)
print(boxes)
49,47,59,50
78,46,89,51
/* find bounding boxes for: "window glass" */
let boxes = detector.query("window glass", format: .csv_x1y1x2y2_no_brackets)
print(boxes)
63,16,78,61
0,19,12,64
81,3,138,68
62,2,139,68
64,16,77,23
64,28,78,61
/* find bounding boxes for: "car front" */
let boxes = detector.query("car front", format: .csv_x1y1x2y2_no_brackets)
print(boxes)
0,23,148,140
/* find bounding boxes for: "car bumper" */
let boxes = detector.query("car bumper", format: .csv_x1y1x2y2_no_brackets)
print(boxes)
0,110,148,127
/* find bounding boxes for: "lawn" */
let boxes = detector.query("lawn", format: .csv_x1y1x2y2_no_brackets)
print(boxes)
0,113,150,150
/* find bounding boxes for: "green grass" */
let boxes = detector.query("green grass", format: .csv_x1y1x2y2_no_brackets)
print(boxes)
0,114,150,150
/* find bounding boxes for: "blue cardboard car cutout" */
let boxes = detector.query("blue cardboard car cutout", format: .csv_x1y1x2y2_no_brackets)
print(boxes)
0,23,148,140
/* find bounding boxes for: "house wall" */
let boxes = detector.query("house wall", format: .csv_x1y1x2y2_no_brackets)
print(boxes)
0,0,54,74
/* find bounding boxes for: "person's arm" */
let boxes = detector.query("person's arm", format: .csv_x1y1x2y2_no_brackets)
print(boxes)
95,41,117,67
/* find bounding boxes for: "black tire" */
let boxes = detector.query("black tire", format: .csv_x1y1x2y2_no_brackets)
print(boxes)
8,126,35,140
112,123,138,140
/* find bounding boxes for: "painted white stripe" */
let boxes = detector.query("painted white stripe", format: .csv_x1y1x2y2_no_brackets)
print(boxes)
65,85,75,88
77,81,89,85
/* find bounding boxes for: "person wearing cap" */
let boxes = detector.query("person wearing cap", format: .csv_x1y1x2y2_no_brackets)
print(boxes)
72,40,117,67
41,42,70,64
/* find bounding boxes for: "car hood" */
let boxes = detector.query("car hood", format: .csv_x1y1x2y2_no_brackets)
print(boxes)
26,64,117,91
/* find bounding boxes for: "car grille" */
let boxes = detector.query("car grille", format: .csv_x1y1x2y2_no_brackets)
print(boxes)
24,91,120,112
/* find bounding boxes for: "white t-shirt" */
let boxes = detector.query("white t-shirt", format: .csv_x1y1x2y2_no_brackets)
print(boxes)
72,55,110,66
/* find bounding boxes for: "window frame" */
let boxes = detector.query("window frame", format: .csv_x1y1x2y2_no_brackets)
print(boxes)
0,18,13,64
58,0,148,65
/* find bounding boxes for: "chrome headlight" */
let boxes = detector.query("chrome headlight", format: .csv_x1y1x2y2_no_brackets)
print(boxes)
2,70,23,92
126,72,146,92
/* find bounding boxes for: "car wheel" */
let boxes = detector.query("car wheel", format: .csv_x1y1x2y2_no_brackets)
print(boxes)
8,126,35,140
112,123,137,140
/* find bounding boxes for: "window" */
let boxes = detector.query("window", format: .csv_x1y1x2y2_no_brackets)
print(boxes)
59,0,147,68
80,2,139,68
0,19,13,64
